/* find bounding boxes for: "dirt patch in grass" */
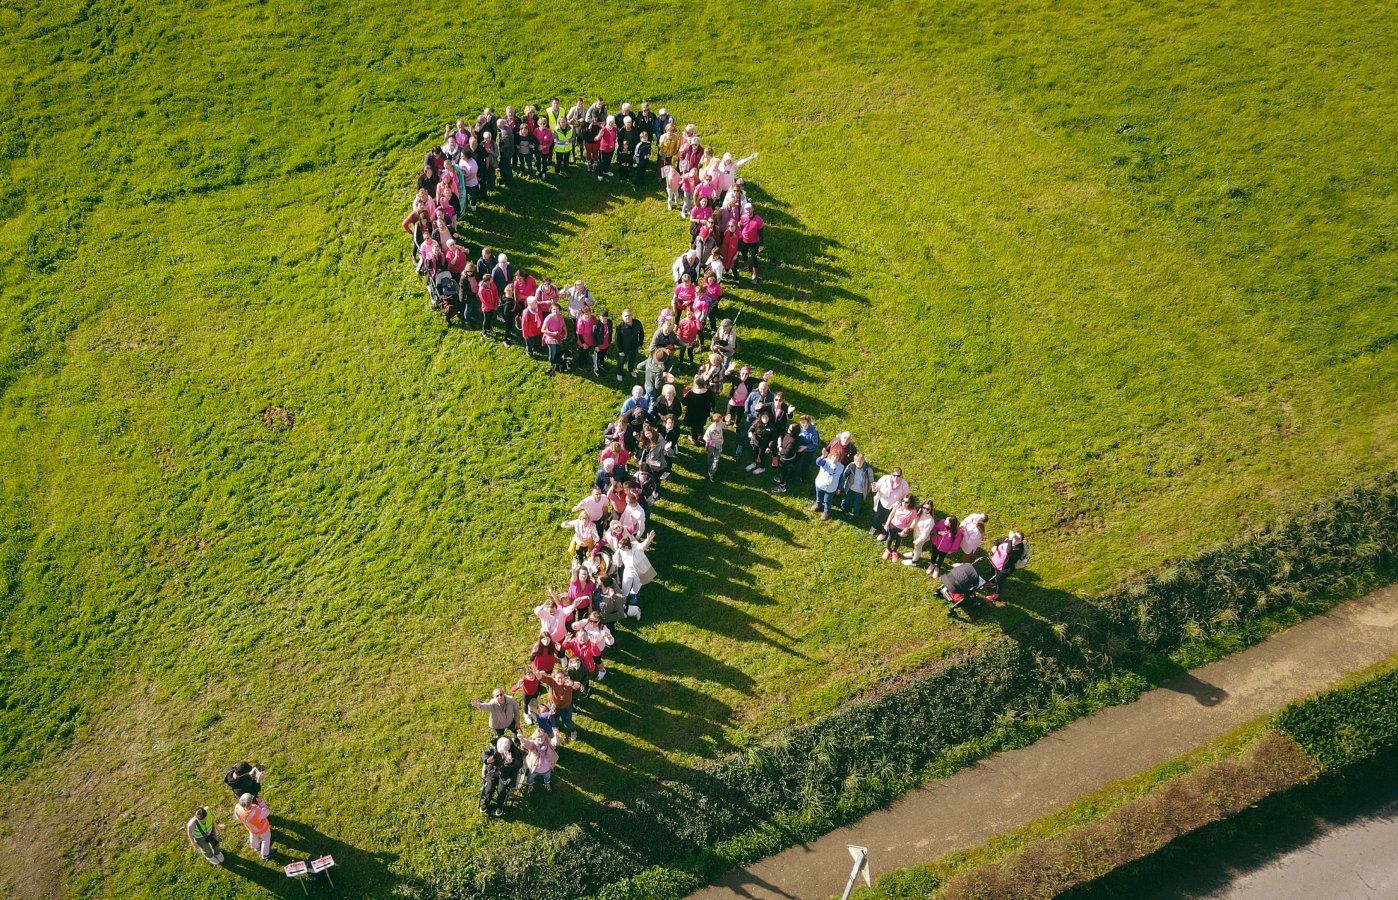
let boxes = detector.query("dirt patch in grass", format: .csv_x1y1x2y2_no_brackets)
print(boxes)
259,405,294,431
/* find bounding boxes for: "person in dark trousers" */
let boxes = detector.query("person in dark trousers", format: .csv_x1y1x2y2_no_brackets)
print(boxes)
614,308,645,383
632,132,653,188
479,737,520,818
495,107,519,186
223,762,263,799
187,806,225,865
985,531,1029,600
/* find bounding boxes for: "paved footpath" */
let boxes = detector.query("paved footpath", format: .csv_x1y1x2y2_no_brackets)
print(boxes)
691,585,1398,900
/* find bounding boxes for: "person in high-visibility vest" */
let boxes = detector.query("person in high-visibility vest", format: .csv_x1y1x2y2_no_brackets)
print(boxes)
553,119,574,173
186,806,224,865
233,793,272,860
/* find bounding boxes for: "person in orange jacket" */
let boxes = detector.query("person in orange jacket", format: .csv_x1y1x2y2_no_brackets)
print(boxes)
233,793,272,860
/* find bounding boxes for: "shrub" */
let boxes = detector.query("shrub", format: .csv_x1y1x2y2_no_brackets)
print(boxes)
427,475,1396,899
1276,665,1398,770
937,732,1316,900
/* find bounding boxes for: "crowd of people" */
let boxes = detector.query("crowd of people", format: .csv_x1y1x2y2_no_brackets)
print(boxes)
180,97,1035,876
396,96,1033,819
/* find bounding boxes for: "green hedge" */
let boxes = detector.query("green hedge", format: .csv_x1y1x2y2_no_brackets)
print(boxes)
425,474,1397,899
1277,666,1398,771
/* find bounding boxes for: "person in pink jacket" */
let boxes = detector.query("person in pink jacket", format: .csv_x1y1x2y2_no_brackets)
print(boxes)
535,593,582,644
881,496,918,561
597,116,618,180
927,516,965,577
521,730,558,792
571,609,616,679
542,307,569,374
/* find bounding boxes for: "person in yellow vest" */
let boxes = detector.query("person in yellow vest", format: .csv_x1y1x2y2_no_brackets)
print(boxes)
233,793,272,860
553,118,574,174
186,806,225,865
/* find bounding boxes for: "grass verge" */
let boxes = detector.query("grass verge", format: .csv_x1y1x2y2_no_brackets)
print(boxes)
856,654,1398,900
424,474,1396,898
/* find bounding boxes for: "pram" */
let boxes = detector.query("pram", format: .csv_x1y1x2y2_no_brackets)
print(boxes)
428,269,460,314
939,560,992,617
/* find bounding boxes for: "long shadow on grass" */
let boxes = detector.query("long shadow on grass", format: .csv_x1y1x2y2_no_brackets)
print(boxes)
220,814,407,897
452,175,628,271
962,570,1230,704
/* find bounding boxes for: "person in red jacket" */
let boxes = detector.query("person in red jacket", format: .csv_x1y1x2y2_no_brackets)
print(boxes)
676,308,703,367
542,306,569,374
519,297,544,359
477,276,501,338
512,665,541,724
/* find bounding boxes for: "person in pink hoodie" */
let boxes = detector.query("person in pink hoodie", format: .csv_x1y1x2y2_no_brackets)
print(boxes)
535,593,582,645
597,116,618,181
927,515,965,578
521,730,559,792
676,308,703,366
738,203,765,282
542,306,569,374
519,297,544,359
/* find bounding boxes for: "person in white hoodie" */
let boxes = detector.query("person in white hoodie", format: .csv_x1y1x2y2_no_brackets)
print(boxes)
902,500,938,566
960,513,989,557
617,531,657,612
811,446,845,520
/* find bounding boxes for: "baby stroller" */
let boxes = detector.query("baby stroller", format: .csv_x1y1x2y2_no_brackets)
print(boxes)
428,269,460,314
939,561,991,617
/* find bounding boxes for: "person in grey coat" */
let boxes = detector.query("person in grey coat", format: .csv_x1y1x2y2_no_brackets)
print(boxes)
471,688,520,737
839,452,874,521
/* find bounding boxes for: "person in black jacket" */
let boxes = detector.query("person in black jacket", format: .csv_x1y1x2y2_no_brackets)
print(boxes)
746,410,777,475
614,308,645,382
632,132,653,188
223,762,263,799
479,737,521,818
774,424,800,493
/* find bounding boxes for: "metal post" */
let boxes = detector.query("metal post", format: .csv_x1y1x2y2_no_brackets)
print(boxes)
841,845,870,900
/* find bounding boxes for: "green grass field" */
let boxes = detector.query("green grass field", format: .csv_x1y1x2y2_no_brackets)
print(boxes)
1,0,1394,896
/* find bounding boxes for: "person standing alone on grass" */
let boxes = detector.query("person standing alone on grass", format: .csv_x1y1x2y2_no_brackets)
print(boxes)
187,806,224,866
233,793,271,860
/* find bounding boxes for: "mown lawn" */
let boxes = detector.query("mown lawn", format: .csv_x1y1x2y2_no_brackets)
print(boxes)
0,0,1394,896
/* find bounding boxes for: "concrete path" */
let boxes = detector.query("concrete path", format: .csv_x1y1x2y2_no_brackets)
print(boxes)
691,585,1398,900
1187,791,1398,900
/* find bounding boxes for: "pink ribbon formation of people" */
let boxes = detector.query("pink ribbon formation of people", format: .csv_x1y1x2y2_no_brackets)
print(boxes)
185,98,1039,870
397,95,1033,819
